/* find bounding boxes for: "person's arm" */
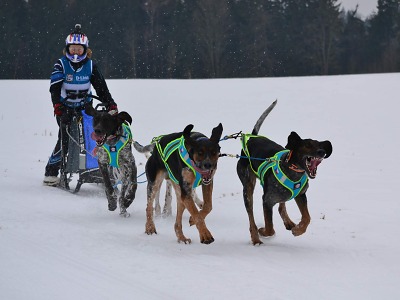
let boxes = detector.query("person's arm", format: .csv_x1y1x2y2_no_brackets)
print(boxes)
49,59,64,105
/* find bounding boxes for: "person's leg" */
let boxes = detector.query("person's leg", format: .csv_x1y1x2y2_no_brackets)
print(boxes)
44,117,69,185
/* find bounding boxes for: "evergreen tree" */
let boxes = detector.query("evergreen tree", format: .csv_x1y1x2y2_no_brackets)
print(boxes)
0,0,30,78
339,8,368,74
367,0,400,72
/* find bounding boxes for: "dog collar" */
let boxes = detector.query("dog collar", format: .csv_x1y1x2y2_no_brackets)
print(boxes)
155,136,203,188
101,123,132,168
242,134,308,200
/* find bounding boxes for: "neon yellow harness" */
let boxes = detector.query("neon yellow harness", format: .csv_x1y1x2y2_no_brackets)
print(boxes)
155,136,202,188
241,134,308,199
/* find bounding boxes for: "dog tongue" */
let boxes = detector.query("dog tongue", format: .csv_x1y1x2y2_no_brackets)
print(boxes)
91,132,101,141
308,158,322,177
311,158,322,169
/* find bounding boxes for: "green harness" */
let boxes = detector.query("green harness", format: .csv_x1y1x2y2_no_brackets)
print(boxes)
241,134,308,200
155,136,202,188
102,123,132,168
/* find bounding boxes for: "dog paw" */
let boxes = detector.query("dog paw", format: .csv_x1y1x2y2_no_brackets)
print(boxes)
258,227,275,237
162,210,172,218
120,211,130,218
291,225,306,236
178,237,192,244
108,201,117,211
284,221,296,230
252,239,264,246
145,222,157,235
201,236,215,244
199,229,214,244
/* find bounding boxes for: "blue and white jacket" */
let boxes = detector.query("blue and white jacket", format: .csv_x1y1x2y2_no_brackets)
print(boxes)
49,55,115,109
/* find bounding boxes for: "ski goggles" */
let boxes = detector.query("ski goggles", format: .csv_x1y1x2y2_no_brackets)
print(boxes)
68,45,85,54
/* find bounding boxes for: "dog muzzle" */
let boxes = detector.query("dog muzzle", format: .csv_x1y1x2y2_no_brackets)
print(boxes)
305,156,323,179
191,161,215,185
91,131,107,146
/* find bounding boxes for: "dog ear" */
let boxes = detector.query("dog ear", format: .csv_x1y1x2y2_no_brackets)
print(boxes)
117,112,132,125
210,123,223,143
183,124,195,149
183,124,194,138
320,140,333,158
84,104,96,116
285,131,301,149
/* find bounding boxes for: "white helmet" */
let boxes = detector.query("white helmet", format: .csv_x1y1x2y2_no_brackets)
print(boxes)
65,24,89,63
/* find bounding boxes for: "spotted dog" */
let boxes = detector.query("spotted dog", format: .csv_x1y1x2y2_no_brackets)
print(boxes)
145,124,223,244
133,141,203,217
85,105,137,217
237,100,332,245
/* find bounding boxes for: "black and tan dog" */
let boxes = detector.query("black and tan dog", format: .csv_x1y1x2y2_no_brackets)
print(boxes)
145,123,223,244
85,105,137,217
133,141,203,217
237,100,332,245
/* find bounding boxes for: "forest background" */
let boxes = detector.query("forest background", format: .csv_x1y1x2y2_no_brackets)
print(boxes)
2,0,399,79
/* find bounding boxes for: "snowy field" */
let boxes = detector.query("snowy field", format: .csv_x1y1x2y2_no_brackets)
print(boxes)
0,73,399,299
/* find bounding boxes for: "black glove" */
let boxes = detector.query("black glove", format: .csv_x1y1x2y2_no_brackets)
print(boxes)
57,107,73,125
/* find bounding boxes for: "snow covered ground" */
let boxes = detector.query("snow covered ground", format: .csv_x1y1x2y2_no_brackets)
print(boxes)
0,73,399,299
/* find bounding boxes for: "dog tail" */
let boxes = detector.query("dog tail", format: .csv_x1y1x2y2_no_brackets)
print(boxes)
252,100,278,135
133,141,155,154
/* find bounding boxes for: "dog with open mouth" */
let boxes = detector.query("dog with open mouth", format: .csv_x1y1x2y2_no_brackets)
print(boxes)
237,100,332,245
145,123,223,244
85,105,137,217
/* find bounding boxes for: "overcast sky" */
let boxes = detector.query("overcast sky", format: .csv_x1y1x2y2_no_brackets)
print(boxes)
340,0,378,18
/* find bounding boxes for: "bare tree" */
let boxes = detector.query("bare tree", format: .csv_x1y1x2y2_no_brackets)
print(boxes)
193,0,231,78
315,0,341,74
141,0,173,77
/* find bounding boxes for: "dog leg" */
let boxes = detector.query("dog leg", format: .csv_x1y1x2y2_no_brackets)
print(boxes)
173,186,191,244
186,197,214,244
193,189,203,209
99,162,117,211
245,183,263,244
118,173,131,218
117,171,129,218
259,195,276,237
189,182,212,226
154,189,162,217
145,172,164,235
162,180,173,217
116,159,137,218
119,201,130,218
180,171,214,244
238,162,262,245
278,203,296,230
190,196,214,242
291,194,311,236
123,159,138,208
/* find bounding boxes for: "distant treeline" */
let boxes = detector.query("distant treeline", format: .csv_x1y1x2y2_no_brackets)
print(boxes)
2,0,400,79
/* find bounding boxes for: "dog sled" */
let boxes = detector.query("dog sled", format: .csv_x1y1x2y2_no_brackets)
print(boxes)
58,96,105,193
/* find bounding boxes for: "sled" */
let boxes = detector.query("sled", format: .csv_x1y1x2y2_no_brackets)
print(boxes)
59,98,105,193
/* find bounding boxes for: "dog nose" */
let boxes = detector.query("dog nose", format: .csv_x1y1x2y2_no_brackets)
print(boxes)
203,162,212,170
316,149,326,158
